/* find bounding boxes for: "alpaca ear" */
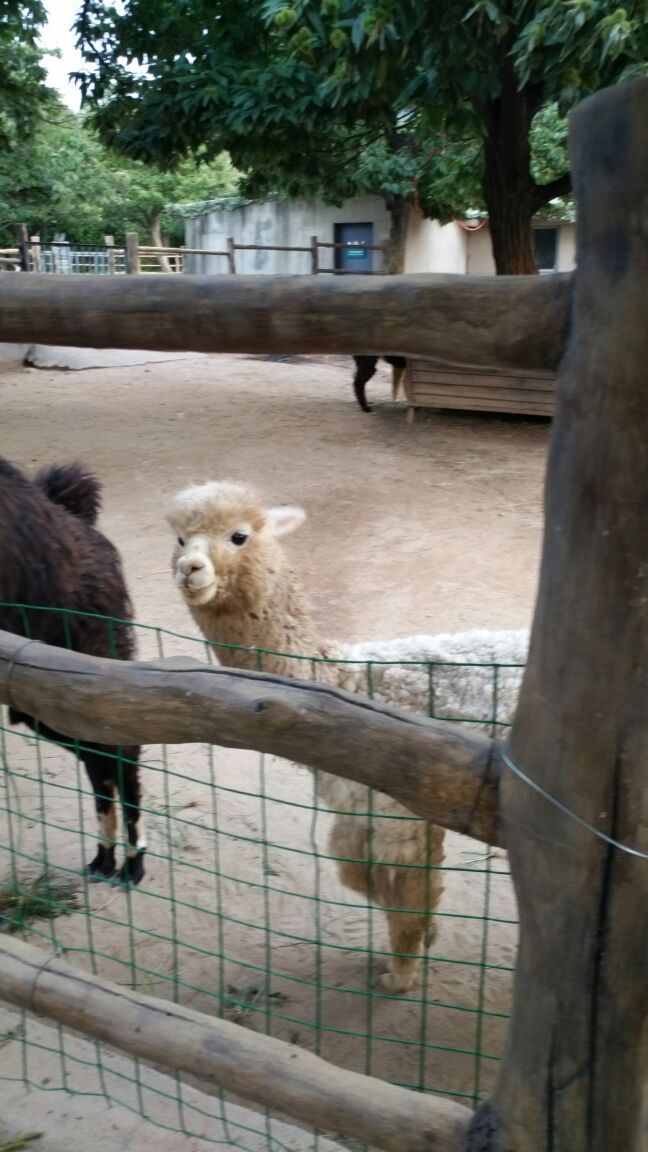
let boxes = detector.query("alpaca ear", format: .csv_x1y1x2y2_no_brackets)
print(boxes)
266,505,307,537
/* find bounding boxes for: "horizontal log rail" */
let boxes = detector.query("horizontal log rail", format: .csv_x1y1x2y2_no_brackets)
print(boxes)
0,629,501,845
0,271,572,367
0,936,471,1152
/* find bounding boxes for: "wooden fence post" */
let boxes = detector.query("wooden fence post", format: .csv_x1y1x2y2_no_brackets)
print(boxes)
29,234,41,273
16,224,29,272
311,235,319,274
467,77,648,1152
227,236,236,274
104,235,115,275
125,232,140,274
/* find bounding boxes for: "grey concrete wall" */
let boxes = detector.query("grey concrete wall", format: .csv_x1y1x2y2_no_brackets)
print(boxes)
185,196,391,274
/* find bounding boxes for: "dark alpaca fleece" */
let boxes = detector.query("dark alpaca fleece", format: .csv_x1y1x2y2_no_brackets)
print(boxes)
352,355,407,412
0,457,144,885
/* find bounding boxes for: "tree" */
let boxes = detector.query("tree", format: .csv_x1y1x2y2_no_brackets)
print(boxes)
0,103,240,247
0,1,52,150
73,1,647,273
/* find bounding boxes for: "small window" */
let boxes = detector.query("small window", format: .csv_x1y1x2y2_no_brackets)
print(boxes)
533,227,558,273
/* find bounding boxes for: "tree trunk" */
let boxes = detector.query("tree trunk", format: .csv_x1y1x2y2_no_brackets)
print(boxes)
384,193,411,273
480,53,540,275
150,207,173,273
468,77,648,1152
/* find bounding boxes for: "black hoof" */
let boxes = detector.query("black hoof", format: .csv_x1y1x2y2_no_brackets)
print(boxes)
117,851,145,887
86,845,117,881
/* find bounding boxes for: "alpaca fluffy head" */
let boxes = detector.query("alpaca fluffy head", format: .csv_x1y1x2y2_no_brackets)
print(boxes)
166,481,306,608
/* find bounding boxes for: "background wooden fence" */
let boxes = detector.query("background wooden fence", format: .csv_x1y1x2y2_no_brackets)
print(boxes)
2,227,386,276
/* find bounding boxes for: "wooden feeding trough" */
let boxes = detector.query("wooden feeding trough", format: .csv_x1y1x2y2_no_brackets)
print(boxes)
404,359,557,420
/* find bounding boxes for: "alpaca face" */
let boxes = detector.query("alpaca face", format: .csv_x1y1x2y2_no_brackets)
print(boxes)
166,482,305,609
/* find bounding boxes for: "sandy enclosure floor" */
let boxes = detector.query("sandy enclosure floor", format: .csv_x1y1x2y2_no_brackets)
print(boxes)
0,353,550,1132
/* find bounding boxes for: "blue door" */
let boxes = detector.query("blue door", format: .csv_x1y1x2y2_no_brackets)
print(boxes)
334,223,374,272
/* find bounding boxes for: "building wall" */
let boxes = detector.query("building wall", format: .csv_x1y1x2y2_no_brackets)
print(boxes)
556,223,577,271
465,226,496,275
185,195,392,274
466,222,577,275
403,212,467,273
185,197,577,278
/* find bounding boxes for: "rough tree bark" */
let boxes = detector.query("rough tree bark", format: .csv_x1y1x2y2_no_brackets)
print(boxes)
468,77,648,1152
384,192,412,273
0,936,472,1152
480,45,570,276
0,630,501,845
0,271,571,367
480,43,541,275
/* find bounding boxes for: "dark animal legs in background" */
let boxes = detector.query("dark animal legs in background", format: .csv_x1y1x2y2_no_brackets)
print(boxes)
352,356,407,412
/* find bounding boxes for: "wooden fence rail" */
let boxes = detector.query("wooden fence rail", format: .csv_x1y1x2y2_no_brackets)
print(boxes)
0,936,471,1152
12,230,388,275
0,271,571,366
0,630,500,845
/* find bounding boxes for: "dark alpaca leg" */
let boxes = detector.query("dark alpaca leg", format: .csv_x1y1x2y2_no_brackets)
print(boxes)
81,746,145,886
352,356,378,412
116,749,146,886
80,751,120,880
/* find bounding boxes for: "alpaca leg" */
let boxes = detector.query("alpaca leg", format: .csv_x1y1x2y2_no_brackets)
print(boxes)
338,857,370,896
377,909,429,994
376,836,445,993
116,749,146,886
352,357,377,412
392,364,406,401
83,756,119,881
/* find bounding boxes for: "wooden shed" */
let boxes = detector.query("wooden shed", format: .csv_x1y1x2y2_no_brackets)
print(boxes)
404,358,557,420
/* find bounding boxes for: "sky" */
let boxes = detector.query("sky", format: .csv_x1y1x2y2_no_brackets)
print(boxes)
40,0,86,111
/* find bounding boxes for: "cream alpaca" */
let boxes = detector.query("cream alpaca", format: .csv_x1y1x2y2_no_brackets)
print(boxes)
167,481,527,992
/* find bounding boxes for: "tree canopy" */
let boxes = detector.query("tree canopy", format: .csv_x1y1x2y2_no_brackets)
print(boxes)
73,1,648,272
0,1,52,149
0,102,240,247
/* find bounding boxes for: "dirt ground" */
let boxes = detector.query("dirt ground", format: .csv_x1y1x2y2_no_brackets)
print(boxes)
0,352,550,1140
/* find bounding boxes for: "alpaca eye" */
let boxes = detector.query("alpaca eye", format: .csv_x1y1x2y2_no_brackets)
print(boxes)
177,537,184,546
231,531,248,546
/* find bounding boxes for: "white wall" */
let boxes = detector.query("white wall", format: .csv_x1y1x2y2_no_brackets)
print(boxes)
185,198,577,278
466,227,495,275
403,213,467,273
466,222,577,275
185,196,392,274
556,223,576,271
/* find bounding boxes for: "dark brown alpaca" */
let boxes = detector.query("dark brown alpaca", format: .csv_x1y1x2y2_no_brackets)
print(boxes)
0,457,144,884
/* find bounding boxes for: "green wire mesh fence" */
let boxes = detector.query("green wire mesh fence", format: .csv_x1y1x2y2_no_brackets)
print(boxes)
0,607,520,1150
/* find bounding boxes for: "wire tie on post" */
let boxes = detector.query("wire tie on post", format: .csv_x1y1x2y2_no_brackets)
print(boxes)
501,746,648,860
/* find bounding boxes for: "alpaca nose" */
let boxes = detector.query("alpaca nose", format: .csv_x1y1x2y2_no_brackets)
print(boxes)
178,554,206,579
